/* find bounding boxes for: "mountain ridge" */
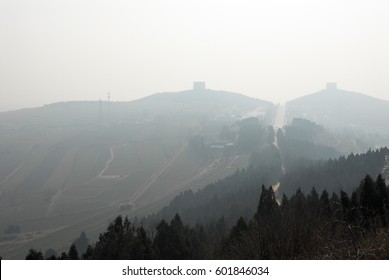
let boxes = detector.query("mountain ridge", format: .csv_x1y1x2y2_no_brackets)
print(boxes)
0,87,274,128
286,83,389,134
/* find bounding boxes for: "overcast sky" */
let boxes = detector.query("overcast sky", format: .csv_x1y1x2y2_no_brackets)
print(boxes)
1,0,389,111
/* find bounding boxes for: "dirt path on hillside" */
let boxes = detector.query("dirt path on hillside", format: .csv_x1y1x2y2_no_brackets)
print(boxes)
97,144,129,179
98,146,115,177
46,144,127,216
0,162,24,191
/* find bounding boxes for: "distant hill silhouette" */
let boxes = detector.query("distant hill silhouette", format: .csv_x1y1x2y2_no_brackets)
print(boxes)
131,87,273,121
138,88,270,108
0,87,273,128
286,83,389,134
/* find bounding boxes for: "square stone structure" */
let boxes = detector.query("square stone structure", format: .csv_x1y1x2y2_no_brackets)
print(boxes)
193,81,206,91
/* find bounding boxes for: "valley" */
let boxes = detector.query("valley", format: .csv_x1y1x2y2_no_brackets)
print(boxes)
1,83,389,259
0,87,269,258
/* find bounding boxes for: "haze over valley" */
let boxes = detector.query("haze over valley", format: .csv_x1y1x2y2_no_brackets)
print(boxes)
1,82,389,259
2,0,389,260
0,83,272,258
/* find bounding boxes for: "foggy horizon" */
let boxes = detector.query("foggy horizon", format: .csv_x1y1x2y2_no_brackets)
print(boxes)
1,81,389,113
1,0,389,111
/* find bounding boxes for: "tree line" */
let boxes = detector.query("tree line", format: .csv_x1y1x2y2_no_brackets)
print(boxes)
26,173,389,260
280,147,388,196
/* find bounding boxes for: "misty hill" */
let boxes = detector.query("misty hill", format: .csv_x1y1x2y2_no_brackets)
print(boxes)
0,85,273,129
286,83,389,135
0,85,275,259
137,87,272,116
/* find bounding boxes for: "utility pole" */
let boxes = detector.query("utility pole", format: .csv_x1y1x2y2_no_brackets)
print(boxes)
98,99,102,123
106,92,111,122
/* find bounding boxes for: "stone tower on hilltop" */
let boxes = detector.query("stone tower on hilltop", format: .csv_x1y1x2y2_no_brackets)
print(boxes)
193,81,206,91
326,82,337,91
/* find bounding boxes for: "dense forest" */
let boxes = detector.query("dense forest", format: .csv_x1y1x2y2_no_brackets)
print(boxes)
278,119,340,163
280,147,389,196
25,172,389,260
136,147,387,229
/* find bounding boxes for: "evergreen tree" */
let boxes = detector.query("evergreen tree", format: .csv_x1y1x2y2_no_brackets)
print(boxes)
319,190,332,217
82,245,94,260
350,191,360,224
131,226,155,259
376,174,388,209
168,214,193,259
153,214,194,259
256,185,278,220
68,244,79,260
59,252,68,260
376,174,388,225
280,194,290,216
290,188,307,217
340,190,350,209
91,215,135,259
360,175,377,214
25,249,44,260
153,219,170,259
229,217,248,239
221,217,249,259
359,175,383,228
307,187,320,217
340,190,351,221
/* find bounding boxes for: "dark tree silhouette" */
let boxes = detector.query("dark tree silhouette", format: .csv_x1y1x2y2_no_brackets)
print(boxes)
25,249,44,260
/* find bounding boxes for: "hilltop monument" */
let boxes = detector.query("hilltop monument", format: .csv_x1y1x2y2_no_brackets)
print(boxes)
326,82,337,91
193,81,206,91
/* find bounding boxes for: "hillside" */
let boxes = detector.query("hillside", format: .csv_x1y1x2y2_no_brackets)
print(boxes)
286,83,389,135
140,147,388,231
0,86,273,128
4,83,389,259
0,86,274,259
32,152,389,260
137,88,272,117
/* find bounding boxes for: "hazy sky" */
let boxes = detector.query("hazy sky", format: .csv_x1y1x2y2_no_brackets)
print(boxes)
1,0,389,111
